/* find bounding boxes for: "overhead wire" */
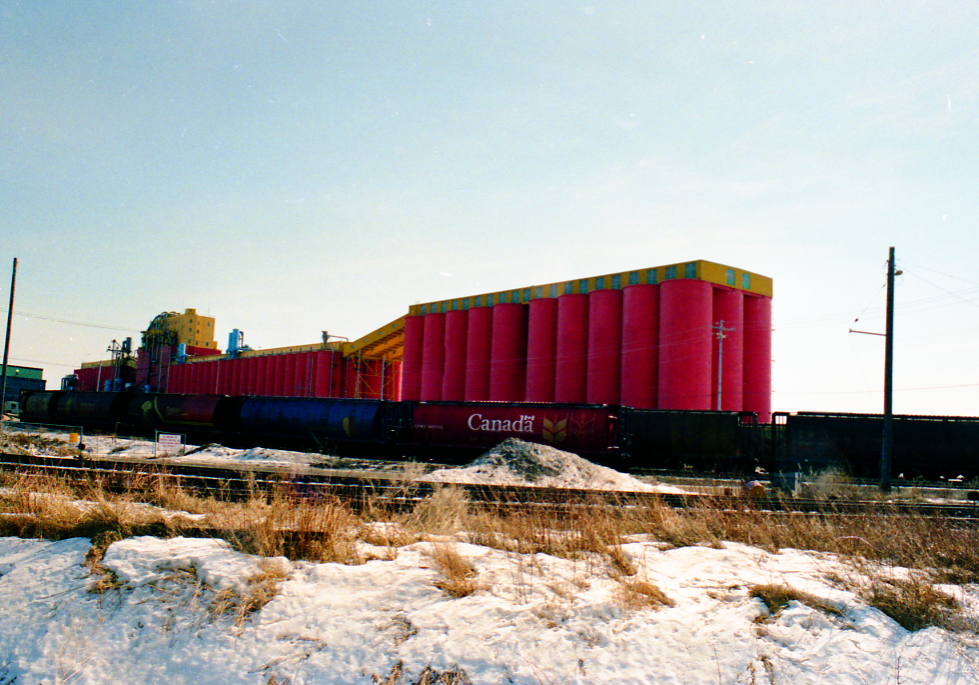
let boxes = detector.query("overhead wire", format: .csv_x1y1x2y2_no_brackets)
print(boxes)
5,309,143,332
6,356,78,369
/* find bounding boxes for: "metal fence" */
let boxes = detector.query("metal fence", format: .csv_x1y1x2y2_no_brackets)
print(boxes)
0,421,186,458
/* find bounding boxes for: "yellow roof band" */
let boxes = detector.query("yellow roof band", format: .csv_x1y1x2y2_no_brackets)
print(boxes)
409,260,771,316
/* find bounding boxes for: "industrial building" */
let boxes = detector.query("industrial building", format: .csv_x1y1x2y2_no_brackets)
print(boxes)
72,260,773,421
2,365,46,412
402,260,772,421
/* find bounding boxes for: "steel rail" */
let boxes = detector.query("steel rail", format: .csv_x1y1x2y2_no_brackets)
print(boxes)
1,452,978,521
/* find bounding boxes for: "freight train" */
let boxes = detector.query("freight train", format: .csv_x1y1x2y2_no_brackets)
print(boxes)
18,390,756,473
17,390,979,482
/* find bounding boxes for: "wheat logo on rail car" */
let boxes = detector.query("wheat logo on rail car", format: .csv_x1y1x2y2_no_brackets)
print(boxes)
542,418,567,444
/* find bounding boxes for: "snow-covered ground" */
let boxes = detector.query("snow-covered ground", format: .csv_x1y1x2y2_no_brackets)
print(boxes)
1,430,978,683
0,533,977,684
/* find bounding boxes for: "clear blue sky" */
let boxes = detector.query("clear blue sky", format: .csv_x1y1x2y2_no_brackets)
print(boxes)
3,1,978,416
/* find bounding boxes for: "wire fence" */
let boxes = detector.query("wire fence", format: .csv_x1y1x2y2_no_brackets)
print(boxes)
0,421,186,458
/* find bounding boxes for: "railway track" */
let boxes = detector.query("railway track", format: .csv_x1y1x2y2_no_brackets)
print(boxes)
2,451,978,522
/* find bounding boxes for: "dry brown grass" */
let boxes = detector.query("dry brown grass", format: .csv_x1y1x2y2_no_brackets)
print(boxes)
626,495,979,589
84,528,125,594
606,544,637,577
749,583,844,620
831,558,968,632
210,558,292,625
0,431,84,458
465,499,629,561
616,578,675,610
225,489,364,564
427,543,480,598
0,469,178,543
2,456,978,634
372,662,473,685
862,574,959,631
401,485,471,535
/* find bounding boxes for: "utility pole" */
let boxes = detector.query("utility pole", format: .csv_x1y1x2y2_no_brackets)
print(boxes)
881,247,897,493
1,258,17,414
848,248,899,492
714,320,736,411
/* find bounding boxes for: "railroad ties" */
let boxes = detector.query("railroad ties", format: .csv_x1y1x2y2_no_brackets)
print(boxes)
2,451,978,525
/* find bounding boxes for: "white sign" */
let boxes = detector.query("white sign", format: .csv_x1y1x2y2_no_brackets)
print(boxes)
157,433,183,454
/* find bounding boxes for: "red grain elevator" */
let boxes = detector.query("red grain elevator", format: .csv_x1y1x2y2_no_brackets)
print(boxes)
401,261,773,422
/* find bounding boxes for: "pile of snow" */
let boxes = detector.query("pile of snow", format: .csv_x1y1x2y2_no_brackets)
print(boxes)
419,438,685,493
176,444,324,468
0,535,976,684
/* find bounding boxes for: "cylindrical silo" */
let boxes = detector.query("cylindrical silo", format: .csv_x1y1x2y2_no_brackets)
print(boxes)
264,355,278,396
204,361,217,394
252,356,265,395
401,315,425,401
226,358,238,395
490,303,528,401
441,309,469,401
312,351,331,397
332,352,346,398
196,363,207,394
658,279,713,410
176,365,188,394
244,356,256,395
526,297,558,402
621,283,660,408
188,363,200,394
170,366,185,394
464,306,493,401
283,354,298,396
420,313,446,401
294,352,310,397
712,287,744,411
193,363,204,394
743,294,773,422
215,359,229,395
555,293,589,403
271,356,285,396
247,356,260,395
203,362,214,394
586,289,623,405
231,358,242,395
231,359,244,395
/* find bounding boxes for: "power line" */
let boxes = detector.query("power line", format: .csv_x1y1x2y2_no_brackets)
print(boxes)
901,270,979,311
8,356,78,369
903,262,979,288
4,309,143,332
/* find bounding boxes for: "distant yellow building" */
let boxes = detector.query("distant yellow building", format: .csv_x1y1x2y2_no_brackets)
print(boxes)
169,308,217,349
143,308,217,350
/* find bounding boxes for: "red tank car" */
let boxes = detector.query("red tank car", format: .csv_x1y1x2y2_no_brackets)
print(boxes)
125,393,226,430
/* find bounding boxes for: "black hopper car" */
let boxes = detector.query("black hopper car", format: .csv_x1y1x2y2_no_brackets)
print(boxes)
771,411,979,483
